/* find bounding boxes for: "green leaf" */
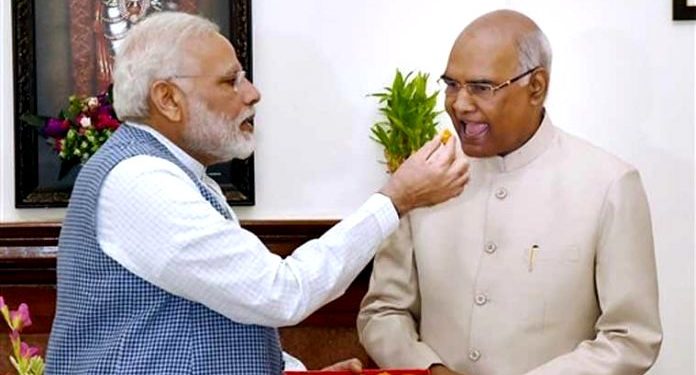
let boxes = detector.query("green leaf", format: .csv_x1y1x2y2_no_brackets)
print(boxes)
19,113,46,128
28,356,45,375
368,69,442,171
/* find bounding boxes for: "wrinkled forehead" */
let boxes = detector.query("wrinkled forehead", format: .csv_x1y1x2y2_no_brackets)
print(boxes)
446,27,519,79
180,32,241,75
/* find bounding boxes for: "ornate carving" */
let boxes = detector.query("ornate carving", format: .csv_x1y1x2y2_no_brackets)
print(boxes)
69,0,97,95
12,0,40,207
231,0,251,78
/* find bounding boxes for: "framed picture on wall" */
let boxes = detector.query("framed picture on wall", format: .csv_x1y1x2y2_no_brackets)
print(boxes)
12,0,255,208
673,0,696,20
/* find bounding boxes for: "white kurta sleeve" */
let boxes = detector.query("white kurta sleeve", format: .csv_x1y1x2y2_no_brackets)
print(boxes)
98,155,399,327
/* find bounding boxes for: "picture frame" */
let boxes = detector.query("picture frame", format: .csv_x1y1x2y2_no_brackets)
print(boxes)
12,0,255,208
673,0,696,20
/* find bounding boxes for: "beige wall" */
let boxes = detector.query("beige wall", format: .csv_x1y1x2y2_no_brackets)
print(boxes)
0,0,693,373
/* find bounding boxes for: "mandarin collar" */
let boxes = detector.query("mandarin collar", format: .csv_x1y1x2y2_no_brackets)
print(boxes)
125,122,207,179
476,113,557,173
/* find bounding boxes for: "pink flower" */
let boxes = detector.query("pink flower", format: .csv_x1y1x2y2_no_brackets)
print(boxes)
19,342,40,359
10,303,32,331
75,114,92,129
1,298,45,370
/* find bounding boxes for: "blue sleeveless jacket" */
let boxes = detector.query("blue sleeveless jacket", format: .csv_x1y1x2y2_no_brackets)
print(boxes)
46,125,283,374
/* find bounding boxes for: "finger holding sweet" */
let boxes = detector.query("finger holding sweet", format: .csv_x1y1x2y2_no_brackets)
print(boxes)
427,132,457,167
379,138,469,215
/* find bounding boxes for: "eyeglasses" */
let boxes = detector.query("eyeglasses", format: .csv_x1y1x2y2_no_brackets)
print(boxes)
438,67,539,100
168,70,248,92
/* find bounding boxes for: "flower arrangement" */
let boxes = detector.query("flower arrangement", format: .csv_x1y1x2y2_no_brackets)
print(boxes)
0,297,44,375
22,88,121,179
369,70,442,173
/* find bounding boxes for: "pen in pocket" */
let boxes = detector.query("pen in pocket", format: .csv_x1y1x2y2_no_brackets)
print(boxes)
528,244,539,272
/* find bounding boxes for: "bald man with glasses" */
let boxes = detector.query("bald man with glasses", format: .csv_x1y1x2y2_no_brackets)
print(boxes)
358,9,662,375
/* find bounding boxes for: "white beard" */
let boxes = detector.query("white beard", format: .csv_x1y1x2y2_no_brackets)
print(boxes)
184,98,255,163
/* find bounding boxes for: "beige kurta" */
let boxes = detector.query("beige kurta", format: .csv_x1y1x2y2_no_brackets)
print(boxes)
358,115,662,375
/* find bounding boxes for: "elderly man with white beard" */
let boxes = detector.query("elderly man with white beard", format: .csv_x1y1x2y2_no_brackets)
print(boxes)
45,11,470,375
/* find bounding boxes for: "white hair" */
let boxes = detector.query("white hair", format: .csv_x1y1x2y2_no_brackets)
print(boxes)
112,12,220,120
516,28,552,73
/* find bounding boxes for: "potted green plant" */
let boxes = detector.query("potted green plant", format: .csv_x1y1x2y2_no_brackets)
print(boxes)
369,70,442,173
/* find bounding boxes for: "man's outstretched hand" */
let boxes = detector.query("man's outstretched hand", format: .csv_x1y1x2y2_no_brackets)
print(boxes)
380,135,470,216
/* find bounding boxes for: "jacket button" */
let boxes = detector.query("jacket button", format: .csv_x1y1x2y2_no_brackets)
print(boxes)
468,349,481,361
495,187,508,199
485,241,497,254
475,294,488,305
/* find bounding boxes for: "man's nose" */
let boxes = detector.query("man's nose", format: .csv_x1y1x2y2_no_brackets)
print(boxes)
241,81,261,105
451,89,476,114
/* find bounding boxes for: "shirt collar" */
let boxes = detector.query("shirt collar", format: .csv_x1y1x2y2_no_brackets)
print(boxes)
479,113,557,173
125,122,207,178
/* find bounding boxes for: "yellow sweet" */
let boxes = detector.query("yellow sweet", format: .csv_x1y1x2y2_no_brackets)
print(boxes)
440,129,452,144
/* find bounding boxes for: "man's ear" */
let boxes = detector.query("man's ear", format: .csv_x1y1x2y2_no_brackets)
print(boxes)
528,68,549,106
149,80,185,122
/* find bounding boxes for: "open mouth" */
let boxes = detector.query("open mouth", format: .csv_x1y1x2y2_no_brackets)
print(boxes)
460,121,489,140
240,115,255,132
